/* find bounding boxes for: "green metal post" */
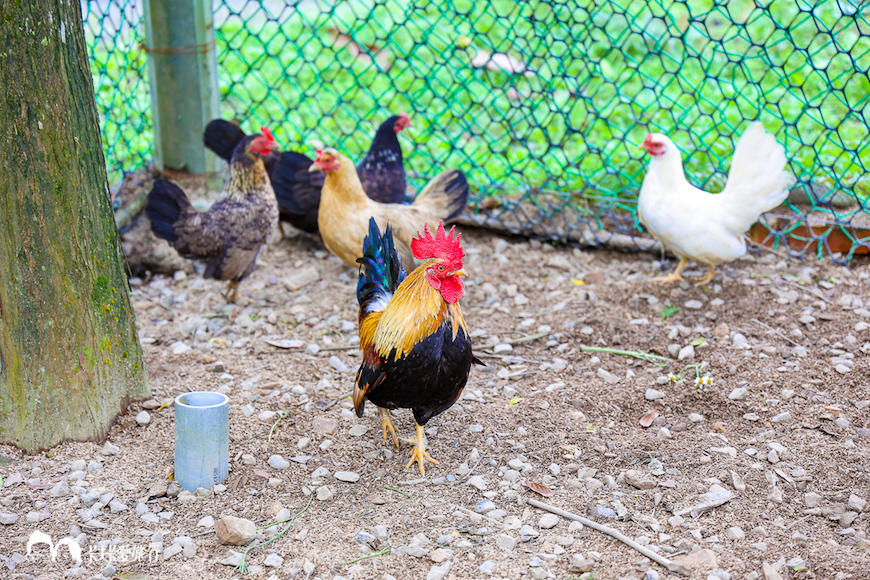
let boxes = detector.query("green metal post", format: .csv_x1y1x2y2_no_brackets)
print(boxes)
143,0,220,173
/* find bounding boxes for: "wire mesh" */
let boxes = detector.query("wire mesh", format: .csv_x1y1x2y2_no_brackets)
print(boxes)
85,0,870,261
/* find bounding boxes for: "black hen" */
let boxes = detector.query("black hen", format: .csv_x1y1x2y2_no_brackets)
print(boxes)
202,114,410,234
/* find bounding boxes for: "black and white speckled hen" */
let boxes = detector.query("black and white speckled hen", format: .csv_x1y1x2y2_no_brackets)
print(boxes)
146,128,279,303
202,114,411,234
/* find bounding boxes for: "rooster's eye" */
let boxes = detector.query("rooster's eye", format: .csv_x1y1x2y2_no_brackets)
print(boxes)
437,265,444,271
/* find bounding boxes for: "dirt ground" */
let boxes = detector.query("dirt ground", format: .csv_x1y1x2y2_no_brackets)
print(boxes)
2,218,870,580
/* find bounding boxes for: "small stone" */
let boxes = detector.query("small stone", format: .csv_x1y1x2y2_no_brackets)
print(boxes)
767,449,780,464
171,341,191,355
316,486,334,501
197,516,215,528
570,555,594,573
625,469,655,489
220,550,244,567
49,479,70,497
539,514,559,529
312,417,337,434
101,441,120,455
466,476,486,490
426,560,452,580
215,516,257,545
328,356,349,372
762,562,784,580
348,425,369,437
673,548,718,571
474,500,496,513
804,492,823,508
645,389,665,401
678,345,695,360
263,554,284,567
163,543,182,560
727,526,745,540
268,455,290,470
657,427,672,440
135,411,150,425
732,333,750,349
519,524,539,537
493,343,513,354
771,411,792,422
334,471,360,483
478,561,495,575
847,494,866,512
596,368,619,384
429,548,452,563
109,500,127,513
496,534,516,550
729,388,749,400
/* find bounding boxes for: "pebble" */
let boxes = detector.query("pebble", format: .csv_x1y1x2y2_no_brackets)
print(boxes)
596,368,619,384
496,534,516,550
163,543,182,560
328,356,349,372
171,341,191,355
49,480,70,497
429,548,452,563
727,526,745,540
102,441,120,455
625,470,655,489
848,494,866,512
678,345,695,360
426,560,452,580
268,455,290,470
732,333,750,349
474,500,496,513
334,471,360,483
316,486,334,501
771,411,792,422
479,561,495,575
729,388,749,400
645,389,665,401
466,476,486,490
657,427,672,440
348,425,369,437
197,516,215,528
312,417,337,434
108,500,127,513
493,344,513,354
263,554,284,567
258,411,277,421
519,524,540,537
685,299,703,309
539,514,559,529
215,516,257,545
135,411,151,425
570,555,595,572
804,492,822,508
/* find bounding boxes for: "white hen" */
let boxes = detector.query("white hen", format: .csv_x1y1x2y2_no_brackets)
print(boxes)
637,122,793,285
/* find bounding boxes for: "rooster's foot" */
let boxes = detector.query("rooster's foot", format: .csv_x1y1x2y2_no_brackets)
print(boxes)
401,423,438,475
224,281,241,303
380,408,400,447
695,265,715,287
652,257,688,283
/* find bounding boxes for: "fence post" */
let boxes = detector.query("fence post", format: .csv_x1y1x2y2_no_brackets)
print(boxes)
143,0,220,173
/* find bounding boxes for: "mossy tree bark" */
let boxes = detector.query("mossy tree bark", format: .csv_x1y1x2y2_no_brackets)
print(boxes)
0,0,149,452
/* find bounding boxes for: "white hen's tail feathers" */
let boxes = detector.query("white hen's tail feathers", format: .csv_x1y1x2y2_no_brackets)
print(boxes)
719,122,793,235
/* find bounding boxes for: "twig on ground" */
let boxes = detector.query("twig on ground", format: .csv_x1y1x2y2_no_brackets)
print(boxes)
323,391,353,410
580,346,672,365
457,453,486,482
338,547,392,566
474,332,550,351
383,486,411,498
524,498,692,576
751,318,800,346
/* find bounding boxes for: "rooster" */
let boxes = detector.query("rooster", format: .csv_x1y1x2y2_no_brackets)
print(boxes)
637,122,793,285
146,128,278,303
202,114,411,233
354,218,483,474
310,148,469,268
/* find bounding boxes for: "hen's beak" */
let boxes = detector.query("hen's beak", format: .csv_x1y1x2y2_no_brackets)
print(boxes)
450,268,468,277
639,142,650,152
309,162,321,172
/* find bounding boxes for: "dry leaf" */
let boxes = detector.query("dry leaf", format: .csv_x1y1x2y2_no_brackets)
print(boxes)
520,479,555,497
639,410,658,428
253,469,270,479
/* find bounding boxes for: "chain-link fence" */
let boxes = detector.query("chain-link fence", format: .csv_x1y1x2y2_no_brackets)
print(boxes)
85,1,870,262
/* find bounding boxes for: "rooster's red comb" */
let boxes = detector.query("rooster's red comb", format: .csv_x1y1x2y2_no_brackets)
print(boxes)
260,126,275,143
411,221,464,265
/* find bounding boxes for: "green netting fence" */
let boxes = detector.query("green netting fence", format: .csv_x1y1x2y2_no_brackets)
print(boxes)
85,0,870,263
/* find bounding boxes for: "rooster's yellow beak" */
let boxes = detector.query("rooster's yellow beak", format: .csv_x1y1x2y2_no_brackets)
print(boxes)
450,268,468,277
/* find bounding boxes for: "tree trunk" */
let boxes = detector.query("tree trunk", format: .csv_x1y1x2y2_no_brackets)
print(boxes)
0,0,149,452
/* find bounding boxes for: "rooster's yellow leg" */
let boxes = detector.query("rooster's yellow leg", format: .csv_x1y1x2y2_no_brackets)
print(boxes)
652,257,688,283
400,423,438,475
696,264,715,287
379,408,400,447
224,281,241,303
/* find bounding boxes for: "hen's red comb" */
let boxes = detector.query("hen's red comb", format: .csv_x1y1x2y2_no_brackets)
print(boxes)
411,221,464,264
259,126,275,143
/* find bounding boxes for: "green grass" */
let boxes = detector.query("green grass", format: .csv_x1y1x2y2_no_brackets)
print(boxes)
85,0,870,223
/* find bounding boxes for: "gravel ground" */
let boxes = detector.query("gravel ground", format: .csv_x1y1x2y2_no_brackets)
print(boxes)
1,224,869,580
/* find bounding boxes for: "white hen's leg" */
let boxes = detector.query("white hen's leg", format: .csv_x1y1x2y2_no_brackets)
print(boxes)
652,257,688,283
696,265,715,287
